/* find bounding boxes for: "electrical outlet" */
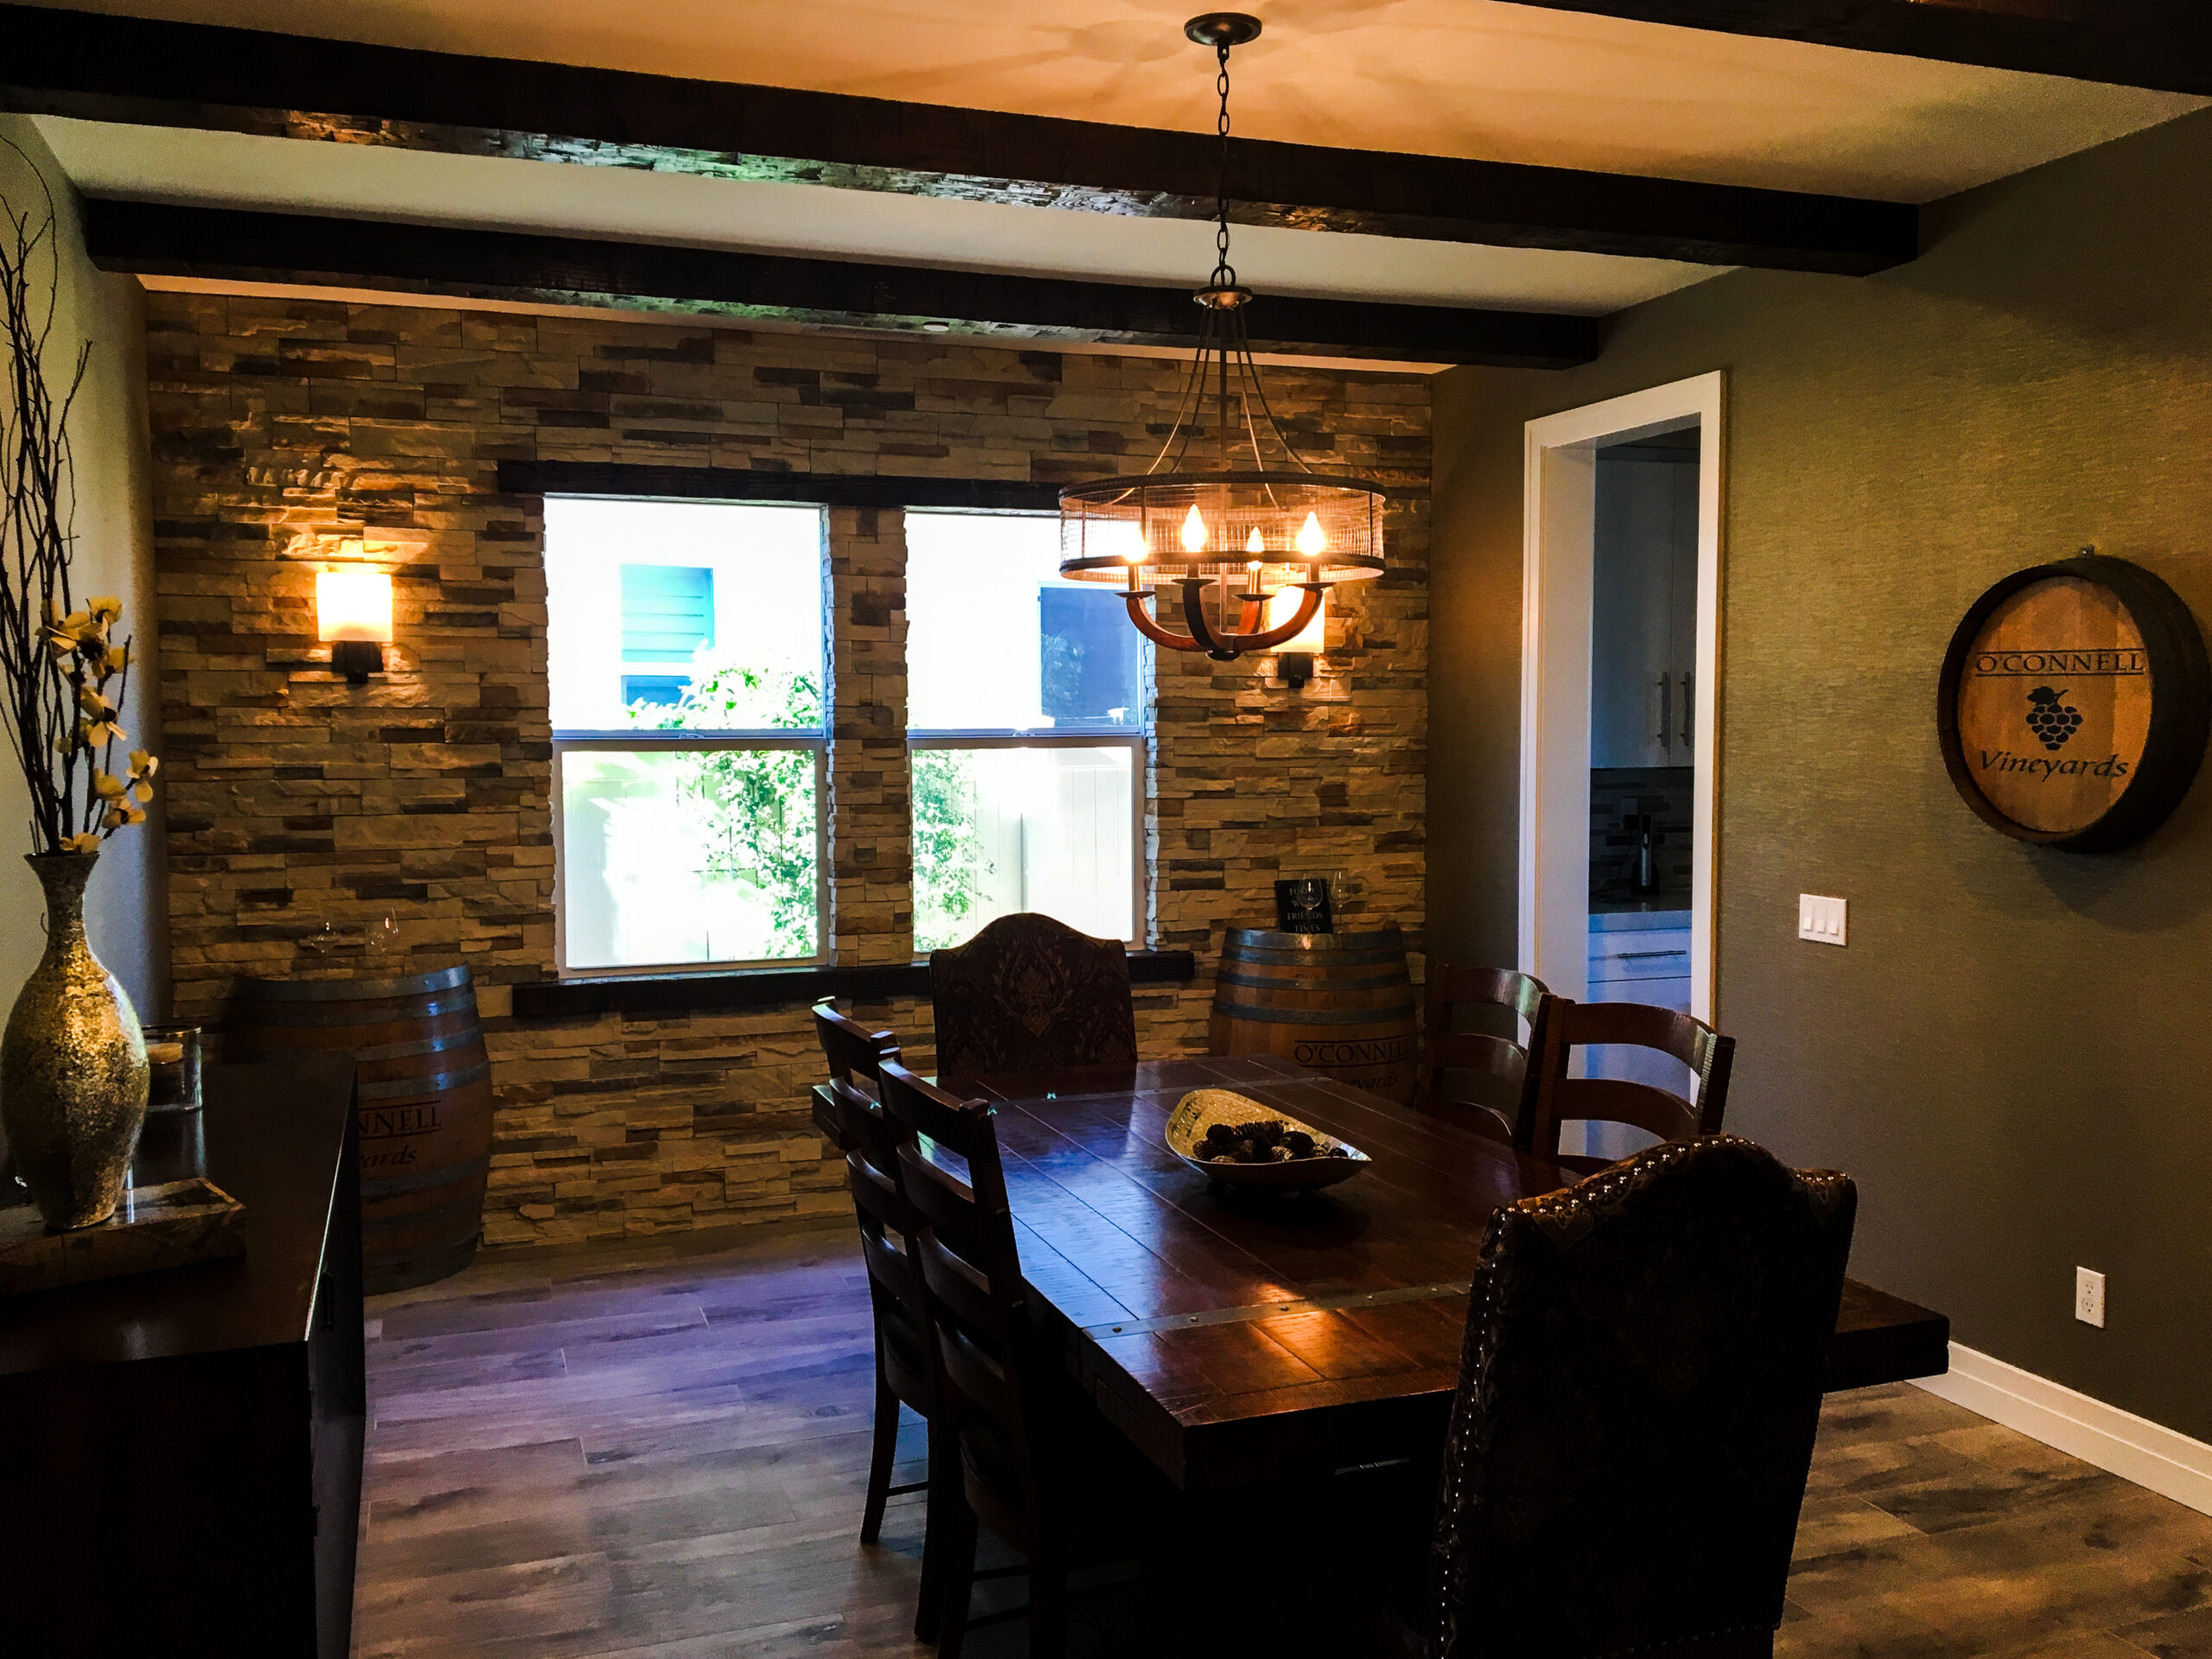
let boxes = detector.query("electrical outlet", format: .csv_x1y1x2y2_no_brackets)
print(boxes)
2075,1267,2107,1328
1798,893,1847,946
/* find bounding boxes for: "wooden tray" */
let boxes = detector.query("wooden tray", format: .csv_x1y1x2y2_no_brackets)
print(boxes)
0,1179,246,1294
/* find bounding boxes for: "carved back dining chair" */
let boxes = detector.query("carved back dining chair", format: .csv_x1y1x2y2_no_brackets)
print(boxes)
928,912,1137,1093
1427,1135,1857,1659
1526,998,1734,1176
810,1001,945,1640
1415,965,1551,1148
880,1058,1170,1659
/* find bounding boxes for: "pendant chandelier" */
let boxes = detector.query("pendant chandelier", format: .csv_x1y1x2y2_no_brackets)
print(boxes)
1057,12,1387,662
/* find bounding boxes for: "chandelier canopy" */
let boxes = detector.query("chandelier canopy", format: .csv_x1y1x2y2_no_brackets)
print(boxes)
1057,13,1389,663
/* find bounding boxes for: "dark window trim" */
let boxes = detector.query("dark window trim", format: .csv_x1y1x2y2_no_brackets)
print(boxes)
512,949,1195,1020
501,460,1063,512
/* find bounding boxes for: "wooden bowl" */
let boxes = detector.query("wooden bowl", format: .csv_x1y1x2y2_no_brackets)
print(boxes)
1164,1090,1370,1192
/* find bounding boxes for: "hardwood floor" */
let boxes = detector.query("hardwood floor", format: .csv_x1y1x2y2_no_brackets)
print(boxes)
357,1222,2212,1658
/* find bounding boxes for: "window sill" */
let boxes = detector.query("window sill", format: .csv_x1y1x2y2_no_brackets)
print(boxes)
512,950,1197,1020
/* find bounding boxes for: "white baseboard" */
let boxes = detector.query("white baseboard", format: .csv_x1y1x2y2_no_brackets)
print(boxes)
1916,1343,2212,1517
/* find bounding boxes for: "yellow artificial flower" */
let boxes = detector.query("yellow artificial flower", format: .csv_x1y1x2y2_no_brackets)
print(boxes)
79,718,126,749
60,832,100,855
87,597,122,626
132,779,156,804
93,771,126,798
105,643,128,673
43,619,76,658
128,750,158,779
77,685,108,716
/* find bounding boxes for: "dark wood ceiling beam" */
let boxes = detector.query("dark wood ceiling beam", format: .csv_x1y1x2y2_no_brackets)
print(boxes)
1493,0,2212,98
80,200,1600,369
0,4,1914,275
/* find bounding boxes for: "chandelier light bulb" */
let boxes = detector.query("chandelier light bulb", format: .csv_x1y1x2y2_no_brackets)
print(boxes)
1296,512,1327,556
1181,504,1209,553
1245,527,1266,555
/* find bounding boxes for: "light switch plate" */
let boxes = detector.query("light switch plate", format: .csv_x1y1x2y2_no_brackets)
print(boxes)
1798,893,1847,945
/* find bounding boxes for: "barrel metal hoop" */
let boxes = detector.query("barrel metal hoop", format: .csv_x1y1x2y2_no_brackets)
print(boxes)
1211,1001,1417,1027
354,1060,493,1102
229,991,478,1030
1219,948,1406,970
1215,968,1412,992
345,1028,484,1065
240,1027,481,1066
359,1152,493,1198
1221,928,1403,951
236,963,472,1000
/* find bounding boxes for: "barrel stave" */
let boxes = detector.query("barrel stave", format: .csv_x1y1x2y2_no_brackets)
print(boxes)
1209,925,1419,1103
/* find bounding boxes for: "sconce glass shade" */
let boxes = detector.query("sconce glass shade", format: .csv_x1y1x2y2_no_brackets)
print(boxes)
1267,580,1328,654
316,569,393,644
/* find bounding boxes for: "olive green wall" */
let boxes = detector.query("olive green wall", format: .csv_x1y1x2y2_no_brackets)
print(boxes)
0,118,163,1020
1430,107,2212,1440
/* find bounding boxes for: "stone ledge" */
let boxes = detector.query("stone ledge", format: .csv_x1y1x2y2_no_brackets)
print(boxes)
512,949,1198,1020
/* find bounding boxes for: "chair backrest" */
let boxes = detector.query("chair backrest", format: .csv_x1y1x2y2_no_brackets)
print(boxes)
1528,997,1734,1161
929,911,1136,1090
879,1059,1045,1541
1418,965,1550,1147
811,1002,933,1408
1430,1135,1857,1659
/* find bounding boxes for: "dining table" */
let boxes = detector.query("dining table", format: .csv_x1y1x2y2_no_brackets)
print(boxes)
818,1052,1949,1491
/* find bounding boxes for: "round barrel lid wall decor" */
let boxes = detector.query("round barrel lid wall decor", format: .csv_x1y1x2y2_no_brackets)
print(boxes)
1937,551,2210,852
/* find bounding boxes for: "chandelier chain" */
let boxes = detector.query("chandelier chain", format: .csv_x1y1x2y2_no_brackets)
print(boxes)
1212,41,1236,289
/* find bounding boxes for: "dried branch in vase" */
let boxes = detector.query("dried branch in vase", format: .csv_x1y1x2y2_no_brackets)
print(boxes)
0,141,152,856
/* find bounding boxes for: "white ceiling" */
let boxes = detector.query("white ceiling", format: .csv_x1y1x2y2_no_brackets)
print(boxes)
24,0,2208,334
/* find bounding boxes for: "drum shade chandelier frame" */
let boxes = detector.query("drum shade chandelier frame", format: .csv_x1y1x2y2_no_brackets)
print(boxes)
1057,13,1388,662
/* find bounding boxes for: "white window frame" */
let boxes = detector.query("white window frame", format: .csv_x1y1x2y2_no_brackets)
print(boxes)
549,497,832,980
902,506,1151,956
905,730,1150,956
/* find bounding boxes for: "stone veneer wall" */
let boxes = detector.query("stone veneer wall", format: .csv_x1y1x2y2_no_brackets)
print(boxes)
146,295,1430,1248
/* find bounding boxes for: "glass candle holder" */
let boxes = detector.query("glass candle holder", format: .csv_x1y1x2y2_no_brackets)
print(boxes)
143,1025,203,1114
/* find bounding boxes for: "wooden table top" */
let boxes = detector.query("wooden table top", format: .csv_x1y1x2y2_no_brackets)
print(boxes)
952,1053,1948,1491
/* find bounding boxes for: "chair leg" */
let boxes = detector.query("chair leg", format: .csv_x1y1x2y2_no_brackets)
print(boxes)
914,1414,947,1642
860,1368,899,1545
1027,1550,1070,1659
934,1488,978,1659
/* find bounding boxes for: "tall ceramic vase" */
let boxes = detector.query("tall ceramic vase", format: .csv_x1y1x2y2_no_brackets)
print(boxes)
1,852,149,1230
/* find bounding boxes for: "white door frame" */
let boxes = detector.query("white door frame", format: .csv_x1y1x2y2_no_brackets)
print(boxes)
1518,371,1725,1020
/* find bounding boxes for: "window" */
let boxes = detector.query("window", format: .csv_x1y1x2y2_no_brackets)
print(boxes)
548,498,827,973
906,511,1146,951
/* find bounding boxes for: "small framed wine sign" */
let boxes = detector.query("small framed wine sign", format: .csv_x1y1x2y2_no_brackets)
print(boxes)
1937,551,2209,852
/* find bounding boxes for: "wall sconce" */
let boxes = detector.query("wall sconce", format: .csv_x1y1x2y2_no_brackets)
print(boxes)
1268,584,1327,690
316,567,393,684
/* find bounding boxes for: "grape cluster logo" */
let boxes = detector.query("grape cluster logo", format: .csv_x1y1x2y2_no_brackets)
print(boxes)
2024,685,2082,751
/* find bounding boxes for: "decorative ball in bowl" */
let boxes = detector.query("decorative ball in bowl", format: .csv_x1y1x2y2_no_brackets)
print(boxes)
1165,1090,1370,1192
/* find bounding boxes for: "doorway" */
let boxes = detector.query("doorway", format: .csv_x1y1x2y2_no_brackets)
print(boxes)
1518,372,1723,1144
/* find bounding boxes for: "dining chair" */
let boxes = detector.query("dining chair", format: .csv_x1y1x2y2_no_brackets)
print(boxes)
928,912,1137,1092
810,1001,946,1640
1526,996,1733,1175
1426,1135,1857,1659
879,1058,1171,1659
1415,965,1551,1147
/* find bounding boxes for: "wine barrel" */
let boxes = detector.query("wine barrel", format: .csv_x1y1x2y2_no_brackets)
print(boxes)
228,965,493,1294
1209,925,1419,1103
